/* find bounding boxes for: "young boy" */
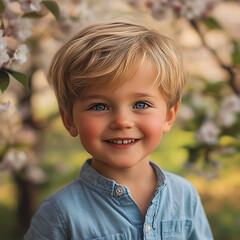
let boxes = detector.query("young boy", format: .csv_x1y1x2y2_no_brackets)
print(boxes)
24,22,214,239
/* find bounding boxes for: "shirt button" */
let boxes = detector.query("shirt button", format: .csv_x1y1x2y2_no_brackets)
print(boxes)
115,186,124,196
146,224,151,233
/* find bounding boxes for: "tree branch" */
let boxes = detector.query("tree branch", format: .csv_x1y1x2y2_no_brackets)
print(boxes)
189,19,240,95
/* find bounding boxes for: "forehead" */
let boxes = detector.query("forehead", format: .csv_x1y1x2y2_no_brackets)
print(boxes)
81,60,159,98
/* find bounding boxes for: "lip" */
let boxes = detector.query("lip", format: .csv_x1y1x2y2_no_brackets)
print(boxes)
104,138,139,149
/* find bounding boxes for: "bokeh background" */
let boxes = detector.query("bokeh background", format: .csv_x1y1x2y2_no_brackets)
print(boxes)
0,0,240,239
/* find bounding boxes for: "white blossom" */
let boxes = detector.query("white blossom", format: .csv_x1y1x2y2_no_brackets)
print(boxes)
11,18,32,41
2,0,10,6
13,44,28,65
178,104,194,122
220,95,240,113
170,0,182,12
0,30,7,49
191,93,206,109
217,95,240,127
2,150,28,171
76,1,95,24
25,166,47,184
0,101,11,112
19,0,42,13
196,121,220,145
0,30,9,67
0,40,6,50
59,9,72,33
151,2,172,20
218,110,236,127
0,49,9,68
179,0,208,19
130,0,219,20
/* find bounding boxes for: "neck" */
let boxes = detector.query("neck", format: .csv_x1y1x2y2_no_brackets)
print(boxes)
91,158,158,216
91,157,154,187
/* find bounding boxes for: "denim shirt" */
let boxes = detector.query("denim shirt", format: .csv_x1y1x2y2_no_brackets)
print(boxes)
24,159,214,240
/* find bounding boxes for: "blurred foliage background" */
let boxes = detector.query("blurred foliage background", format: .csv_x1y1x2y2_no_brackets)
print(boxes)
0,0,240,239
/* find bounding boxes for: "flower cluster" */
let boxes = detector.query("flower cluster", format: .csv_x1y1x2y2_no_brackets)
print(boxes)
127,0,240,165
0,0,62,93
218,95,240,127
176,88,240,166
0,149,47,184
12,44,28,68
196,121,220,145
179,92,240,145
1,149,28,171
0,0,97,82
128,0,222,20
0,1,36,69
19,0,42,13
0,29,9,67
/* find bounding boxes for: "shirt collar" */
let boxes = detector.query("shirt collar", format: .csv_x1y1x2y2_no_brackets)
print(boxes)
78,159,166,196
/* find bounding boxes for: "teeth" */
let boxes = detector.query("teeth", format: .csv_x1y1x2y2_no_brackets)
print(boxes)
109,139,136,144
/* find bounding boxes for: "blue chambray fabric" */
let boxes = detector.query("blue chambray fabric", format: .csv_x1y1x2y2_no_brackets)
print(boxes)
24,159,214,240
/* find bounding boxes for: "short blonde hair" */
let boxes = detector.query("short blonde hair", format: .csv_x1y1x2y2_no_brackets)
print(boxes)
48,22,186,117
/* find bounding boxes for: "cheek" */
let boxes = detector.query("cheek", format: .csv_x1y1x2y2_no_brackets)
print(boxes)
140,114,165,140
77,116,106,143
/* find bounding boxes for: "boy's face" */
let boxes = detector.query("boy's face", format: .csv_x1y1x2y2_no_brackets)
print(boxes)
61,60,178,173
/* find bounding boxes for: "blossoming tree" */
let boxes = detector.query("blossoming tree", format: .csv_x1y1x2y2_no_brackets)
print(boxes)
127,0,240,172
0,0,62,232
1,0,240,236
0,0,117,234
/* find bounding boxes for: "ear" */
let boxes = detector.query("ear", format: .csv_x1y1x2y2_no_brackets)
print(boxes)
59,108,78,137
163,102,179,133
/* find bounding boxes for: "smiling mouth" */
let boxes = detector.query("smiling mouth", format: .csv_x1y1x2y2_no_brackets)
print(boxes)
105,139,138,145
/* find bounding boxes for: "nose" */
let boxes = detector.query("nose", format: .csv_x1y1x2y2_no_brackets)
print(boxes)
109,110,134,130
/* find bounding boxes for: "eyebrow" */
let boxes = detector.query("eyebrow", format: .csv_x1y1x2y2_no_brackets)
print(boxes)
81,93,158,101
82,93,154,100
132,93,154,98
81,95,108,100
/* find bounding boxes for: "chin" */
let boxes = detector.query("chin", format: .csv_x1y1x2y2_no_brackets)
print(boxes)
107,158,141,169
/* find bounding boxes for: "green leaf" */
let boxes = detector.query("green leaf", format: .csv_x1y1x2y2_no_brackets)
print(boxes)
42,1,60,20
23,12,46,19
232,40,240,65
4,69,29,90
202,17,222,30
0,70,10,93
1,20,5,30
0,0,5,14
204,81,225,93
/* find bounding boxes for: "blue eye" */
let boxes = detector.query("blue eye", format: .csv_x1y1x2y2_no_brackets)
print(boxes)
90,103,109,111
133,102,149,109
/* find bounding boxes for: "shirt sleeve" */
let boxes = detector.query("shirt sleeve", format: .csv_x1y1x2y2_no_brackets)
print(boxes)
188,192,214,240
24,199,69,240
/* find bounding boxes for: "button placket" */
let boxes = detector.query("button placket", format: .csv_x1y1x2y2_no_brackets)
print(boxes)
145,224,151,233
115,186,124,196
144,202,157,239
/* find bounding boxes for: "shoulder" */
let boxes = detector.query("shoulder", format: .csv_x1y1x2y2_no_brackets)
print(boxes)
25,178,86,238
24,188,73,239
157,171,203,220
162,170,200,203
39,177,85,215
49,178,84,201
164,171,197,191
45,176,91,215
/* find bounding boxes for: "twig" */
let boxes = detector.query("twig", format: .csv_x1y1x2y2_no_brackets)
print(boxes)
189,19,240,95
